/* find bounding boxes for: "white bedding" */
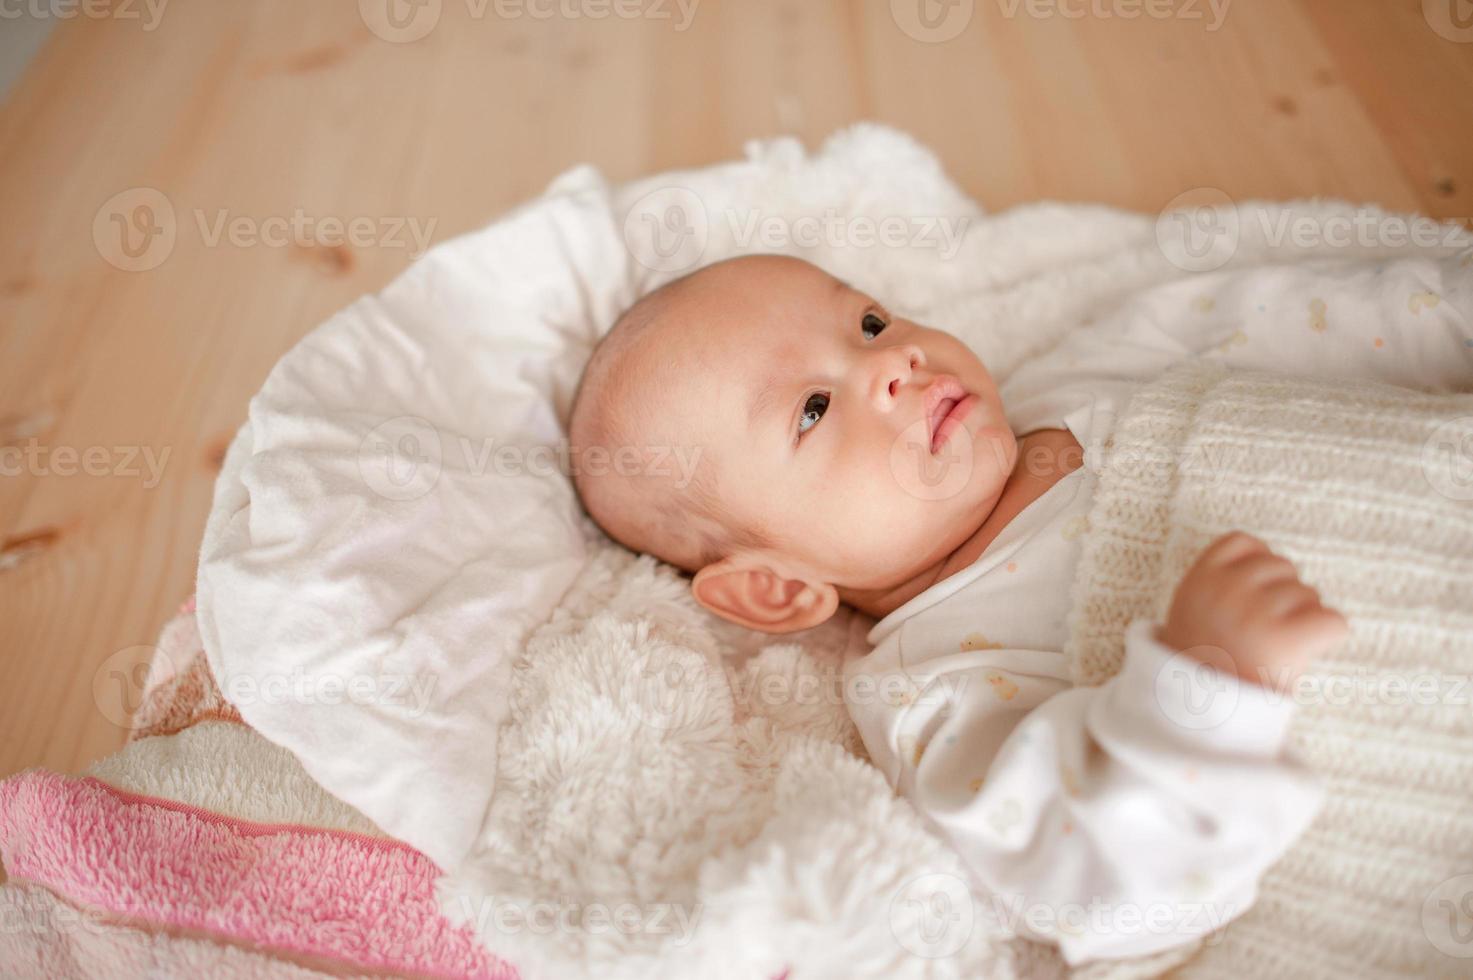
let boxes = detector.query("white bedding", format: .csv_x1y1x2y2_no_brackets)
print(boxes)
195,123,1470,944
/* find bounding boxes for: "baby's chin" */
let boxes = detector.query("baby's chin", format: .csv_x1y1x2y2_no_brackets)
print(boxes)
907,457,1014,569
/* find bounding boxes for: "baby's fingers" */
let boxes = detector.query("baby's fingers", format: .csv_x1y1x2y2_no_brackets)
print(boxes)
1230,553,1303,593
1280,602,1351,655
1259,578,1324,618
1199,530,1270,568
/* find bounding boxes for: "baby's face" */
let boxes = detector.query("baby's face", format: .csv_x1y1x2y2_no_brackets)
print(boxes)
634,256,1017,597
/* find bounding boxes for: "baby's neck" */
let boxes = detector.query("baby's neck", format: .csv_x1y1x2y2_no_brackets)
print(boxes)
838,427,1084,621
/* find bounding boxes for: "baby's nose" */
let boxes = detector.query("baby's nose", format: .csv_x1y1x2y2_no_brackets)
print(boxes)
876,345,924,405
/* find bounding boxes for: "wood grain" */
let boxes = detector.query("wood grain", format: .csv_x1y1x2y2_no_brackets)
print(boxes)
1,0,1469,782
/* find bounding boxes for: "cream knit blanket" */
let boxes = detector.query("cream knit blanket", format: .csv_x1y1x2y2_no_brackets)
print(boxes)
1065,361,1473,979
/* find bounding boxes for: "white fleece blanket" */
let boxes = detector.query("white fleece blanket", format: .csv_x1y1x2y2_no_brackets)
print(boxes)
195,124,1471,976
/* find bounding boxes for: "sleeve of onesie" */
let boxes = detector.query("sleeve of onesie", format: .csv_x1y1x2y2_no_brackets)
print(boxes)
853,619,1325,966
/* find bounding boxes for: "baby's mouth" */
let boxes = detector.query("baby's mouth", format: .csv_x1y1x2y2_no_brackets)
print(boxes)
924,376,978,454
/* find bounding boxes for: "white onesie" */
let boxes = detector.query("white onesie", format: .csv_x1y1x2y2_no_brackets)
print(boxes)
843,251,1473,965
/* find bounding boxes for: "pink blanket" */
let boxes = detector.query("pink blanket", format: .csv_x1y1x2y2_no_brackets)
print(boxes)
0,598,517,979
0,770,514,979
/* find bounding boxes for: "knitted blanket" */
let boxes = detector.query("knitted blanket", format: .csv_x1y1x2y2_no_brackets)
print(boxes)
1065,362,1473,979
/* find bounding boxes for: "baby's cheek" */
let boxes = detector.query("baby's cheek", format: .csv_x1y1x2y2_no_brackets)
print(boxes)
838,505,935,583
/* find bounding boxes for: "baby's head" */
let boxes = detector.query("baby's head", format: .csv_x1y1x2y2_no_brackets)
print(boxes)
569,255,1016,632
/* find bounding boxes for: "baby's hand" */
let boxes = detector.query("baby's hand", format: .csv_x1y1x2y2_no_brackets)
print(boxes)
1158,531,1349,694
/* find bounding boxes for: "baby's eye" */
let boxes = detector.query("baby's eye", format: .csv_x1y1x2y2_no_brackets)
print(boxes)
862,312,888,341
797,392,829,436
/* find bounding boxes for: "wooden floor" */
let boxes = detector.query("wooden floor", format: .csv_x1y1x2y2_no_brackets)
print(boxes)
1,0,1470,782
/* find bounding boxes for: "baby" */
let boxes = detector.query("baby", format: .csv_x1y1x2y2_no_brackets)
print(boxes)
568,253,1473,964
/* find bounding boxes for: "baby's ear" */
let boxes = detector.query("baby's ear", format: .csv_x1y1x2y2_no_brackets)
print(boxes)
690,557,838,634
